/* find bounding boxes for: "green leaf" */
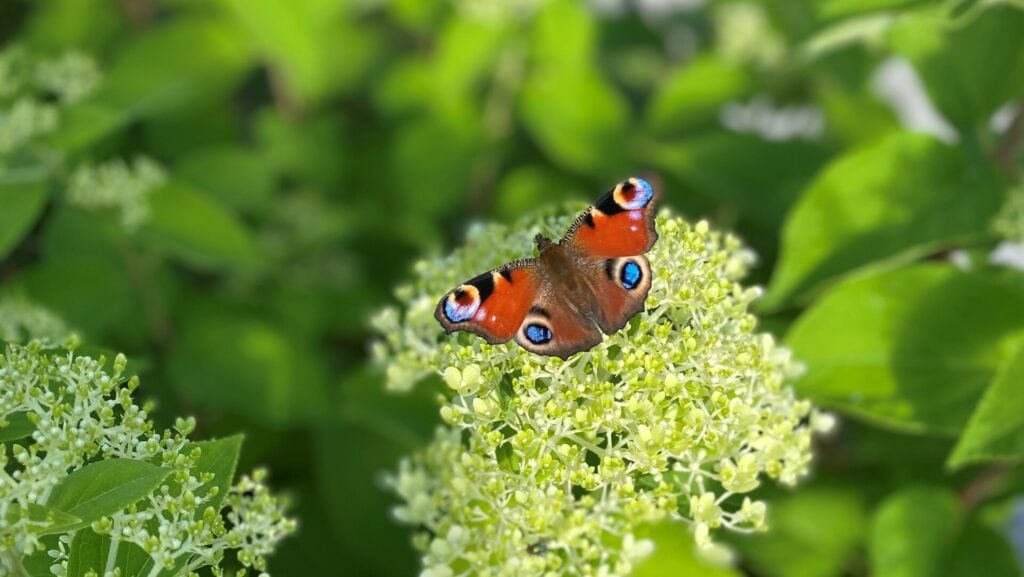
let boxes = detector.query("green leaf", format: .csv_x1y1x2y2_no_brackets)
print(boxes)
20,207,147,343
646,56,752,134
868,487,960,577
174,146,276,214
634,521,740,577
318,368,437,577
392,117,482,220
167,306,329,425
67,529,156,577
652,134,832,229
0,411,36,442
948,344,1024,467
0,178,48,263
46,459,172,530
187,434,243,514
96,17,251,118
816,0,925,21
519,0,629,175
427,16,511,119
5,503,82,535
787,265,1024,434
68,440,240,576
888,4,1024,127
67,529,115,577
938,520,1020,577
730,488,867,577
764,132,1002,309
215,0,375,102
800,13,898,59
141,182,258,270
520,69,630,175
42,103,125,154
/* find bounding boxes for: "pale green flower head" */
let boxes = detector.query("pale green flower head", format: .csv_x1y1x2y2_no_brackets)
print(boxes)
33,51,101,105
0,48,100,156
375,207,825,576
715,2,786,70
0,97,58,155
0,294,75,347
67,156,168,230
0,342,296,576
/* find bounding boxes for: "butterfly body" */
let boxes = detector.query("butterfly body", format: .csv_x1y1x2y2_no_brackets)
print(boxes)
436,178,659,359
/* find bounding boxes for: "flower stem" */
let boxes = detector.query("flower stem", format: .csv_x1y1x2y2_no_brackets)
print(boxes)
3,550,30,577
105,537,121,576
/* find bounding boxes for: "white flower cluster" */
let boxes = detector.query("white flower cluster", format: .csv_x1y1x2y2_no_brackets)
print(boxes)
33,52,101,106
373,209,825,577
67,156,168,230
0,295,74,348
0,47,99,155
0,342,295,576
715,2,786,69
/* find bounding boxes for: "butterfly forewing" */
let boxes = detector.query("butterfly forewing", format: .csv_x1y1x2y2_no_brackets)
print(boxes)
435,261,539,344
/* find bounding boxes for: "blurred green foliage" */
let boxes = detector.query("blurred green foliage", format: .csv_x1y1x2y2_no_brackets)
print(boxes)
2,0,1024,575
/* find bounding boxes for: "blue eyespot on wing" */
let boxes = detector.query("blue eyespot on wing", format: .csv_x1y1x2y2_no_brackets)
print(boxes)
514,299,602,359
620,261,641,289
525,323,553,345
613,178,654,210
584,256,653,335
444,287,480,322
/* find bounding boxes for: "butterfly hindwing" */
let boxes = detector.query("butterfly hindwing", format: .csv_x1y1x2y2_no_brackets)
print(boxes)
584,255,653,334
565,177,658,258
435,261,539,344
513,292,603,360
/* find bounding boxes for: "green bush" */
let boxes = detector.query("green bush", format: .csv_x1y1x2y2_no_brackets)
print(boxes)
1,0,1023,576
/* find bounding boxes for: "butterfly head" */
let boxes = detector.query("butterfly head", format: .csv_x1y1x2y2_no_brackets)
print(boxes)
614,178,655,210
534,233,556,253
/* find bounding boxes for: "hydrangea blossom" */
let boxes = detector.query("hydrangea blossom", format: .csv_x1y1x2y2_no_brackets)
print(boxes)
0,340,295,576
0,295,74,347
373,208,827,576
0,48,100,155
33,51,101,105
0,97,58,155
67,156,168,230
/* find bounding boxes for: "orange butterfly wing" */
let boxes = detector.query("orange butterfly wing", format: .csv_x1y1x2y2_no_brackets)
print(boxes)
565,178,658,258
435,261,539,344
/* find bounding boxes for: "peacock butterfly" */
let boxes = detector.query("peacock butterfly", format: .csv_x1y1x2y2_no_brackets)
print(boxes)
435,177,659,359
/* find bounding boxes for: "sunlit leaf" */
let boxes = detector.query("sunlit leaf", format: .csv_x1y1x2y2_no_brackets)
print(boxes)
47,459,172,529
888,3,1024,127
731,488,867,577
647,56,752,133
869,487,959,577
142,182,258,270
948,344,1024,467
764,132,1001,308
787,265,1024,434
